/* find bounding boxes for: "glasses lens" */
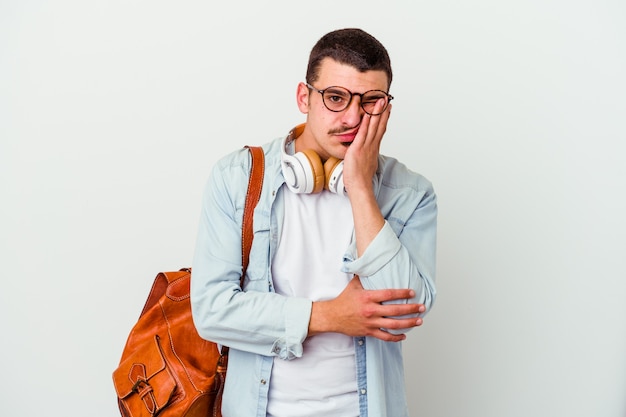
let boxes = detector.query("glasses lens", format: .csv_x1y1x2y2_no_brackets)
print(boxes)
361,91,389,115
322,87,351,112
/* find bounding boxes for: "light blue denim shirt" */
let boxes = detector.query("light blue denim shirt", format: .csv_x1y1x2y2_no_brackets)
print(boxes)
191,132,437,417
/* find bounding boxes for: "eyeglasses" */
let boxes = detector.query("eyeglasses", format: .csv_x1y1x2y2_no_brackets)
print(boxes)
305,83,394,116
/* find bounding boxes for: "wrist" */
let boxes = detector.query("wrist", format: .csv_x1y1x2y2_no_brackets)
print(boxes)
308,300,334,336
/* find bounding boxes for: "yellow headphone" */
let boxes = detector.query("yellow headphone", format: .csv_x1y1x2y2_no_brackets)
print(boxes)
280,124,346,195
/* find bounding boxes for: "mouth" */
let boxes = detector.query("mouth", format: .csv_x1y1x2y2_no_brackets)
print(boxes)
332,129,358,145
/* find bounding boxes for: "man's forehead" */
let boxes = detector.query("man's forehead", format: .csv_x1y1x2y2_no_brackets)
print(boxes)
316,58,389,90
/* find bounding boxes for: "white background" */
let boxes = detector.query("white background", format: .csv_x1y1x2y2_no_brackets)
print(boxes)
1,1,625,416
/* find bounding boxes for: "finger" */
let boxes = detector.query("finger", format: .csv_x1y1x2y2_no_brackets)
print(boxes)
377,303,425,318
362,99,388,146
352,113,371,148
370,99,390,138
376,316,423,330
377,101,391,135
367,288,416,303
369,329,407,343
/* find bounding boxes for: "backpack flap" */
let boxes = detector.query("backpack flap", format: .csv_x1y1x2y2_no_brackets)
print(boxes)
113,335,176,416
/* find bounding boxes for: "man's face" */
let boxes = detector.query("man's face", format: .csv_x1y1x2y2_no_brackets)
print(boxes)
295,58,389,161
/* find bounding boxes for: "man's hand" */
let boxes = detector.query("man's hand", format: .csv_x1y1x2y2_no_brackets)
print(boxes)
342,99,391,194
308,276,425,342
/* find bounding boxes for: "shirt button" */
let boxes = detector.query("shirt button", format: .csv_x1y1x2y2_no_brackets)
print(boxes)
360,388,367,395
358,339,364,346
260,379,267,385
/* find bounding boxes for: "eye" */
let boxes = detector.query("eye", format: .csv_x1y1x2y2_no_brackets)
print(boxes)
327,95,345,104
324,88,350,105
362,92,387,105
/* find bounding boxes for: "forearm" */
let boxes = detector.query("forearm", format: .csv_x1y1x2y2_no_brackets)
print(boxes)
348,185,385,257
191,269,312,358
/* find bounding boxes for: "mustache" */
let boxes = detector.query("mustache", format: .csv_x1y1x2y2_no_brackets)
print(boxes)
328,125,359,135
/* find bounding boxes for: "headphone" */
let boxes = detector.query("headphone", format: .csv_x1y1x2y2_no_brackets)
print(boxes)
280,124,347,196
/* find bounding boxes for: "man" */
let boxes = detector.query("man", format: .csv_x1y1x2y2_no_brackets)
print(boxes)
191,28,437,417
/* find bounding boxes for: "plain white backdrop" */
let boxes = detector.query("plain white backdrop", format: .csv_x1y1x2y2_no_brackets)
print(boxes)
1,1,625,416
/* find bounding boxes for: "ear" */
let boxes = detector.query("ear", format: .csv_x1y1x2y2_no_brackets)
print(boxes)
296,82,310,114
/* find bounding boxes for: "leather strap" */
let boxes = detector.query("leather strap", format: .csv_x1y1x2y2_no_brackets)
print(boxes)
241,146,264,286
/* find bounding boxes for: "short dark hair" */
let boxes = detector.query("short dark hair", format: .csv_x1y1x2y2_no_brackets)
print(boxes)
306,28,393,90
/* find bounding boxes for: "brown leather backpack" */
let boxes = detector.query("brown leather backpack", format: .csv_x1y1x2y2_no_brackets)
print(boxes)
112,146,264,416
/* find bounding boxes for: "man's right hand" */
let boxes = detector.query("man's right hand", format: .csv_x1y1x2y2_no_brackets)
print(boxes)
308,276,425,342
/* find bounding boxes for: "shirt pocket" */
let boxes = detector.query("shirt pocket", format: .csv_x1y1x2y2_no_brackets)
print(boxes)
245,214,270,285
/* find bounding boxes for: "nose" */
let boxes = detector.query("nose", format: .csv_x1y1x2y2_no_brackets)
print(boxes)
341,95,365,125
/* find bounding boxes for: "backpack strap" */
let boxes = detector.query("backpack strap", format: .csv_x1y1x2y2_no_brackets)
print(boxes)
241,145,265,287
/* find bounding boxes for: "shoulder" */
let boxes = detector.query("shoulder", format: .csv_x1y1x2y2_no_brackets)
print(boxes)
205,137,284,206
211,137,281,179
376,155,437,229
377,154,435,195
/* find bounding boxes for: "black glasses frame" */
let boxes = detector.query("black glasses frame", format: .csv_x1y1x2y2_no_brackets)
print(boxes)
305,83,394,116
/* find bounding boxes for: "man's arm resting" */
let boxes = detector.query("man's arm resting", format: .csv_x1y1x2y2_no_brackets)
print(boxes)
308,276,425,342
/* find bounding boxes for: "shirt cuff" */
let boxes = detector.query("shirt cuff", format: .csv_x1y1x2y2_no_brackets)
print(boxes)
270,296,312,360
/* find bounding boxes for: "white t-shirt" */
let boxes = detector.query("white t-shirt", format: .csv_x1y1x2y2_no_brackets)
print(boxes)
267,189,359,417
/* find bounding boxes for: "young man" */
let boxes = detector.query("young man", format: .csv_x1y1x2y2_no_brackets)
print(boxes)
191,28,437,417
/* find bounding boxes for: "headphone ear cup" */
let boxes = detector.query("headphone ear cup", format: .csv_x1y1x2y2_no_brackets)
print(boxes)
301,149,325,194
324,157,346,195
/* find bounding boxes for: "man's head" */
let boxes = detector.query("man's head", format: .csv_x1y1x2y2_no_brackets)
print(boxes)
294,28,393,162
306,28,392,90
